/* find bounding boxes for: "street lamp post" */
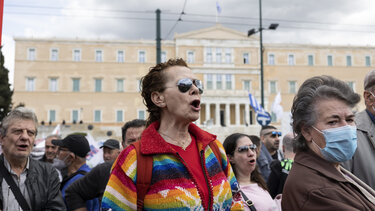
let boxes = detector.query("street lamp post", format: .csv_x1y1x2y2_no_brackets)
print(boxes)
248,0,278,108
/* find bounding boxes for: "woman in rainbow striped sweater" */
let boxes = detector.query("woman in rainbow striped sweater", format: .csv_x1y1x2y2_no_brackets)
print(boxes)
102,58,243,210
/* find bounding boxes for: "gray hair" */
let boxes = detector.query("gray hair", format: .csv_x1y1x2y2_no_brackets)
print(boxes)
0,107,38,137
364,69,375,91
291,75,360,151
45,134,61,140
282,133,294,153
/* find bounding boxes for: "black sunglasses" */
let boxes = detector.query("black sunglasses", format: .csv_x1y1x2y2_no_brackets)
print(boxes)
174,78,203,94
237,144,257,153
265,131,282,138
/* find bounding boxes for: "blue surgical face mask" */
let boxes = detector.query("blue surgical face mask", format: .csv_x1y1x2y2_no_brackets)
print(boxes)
312,125,357,163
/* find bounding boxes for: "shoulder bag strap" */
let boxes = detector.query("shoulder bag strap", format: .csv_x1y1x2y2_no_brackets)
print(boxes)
0,161,31,211
132,141,153,211
239,190,257,211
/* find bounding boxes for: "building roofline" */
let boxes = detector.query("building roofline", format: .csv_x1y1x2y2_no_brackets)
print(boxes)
13,36,375,49
13,37,175,45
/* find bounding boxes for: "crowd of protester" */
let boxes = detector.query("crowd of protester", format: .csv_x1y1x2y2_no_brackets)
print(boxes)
0,58,375,210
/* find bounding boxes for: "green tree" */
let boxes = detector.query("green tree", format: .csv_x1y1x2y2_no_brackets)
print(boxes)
0,46,13,121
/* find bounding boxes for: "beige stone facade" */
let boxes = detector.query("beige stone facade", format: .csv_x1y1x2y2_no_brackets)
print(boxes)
13,24,374,140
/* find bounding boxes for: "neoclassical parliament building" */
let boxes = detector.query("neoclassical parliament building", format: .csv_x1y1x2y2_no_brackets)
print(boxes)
13,25,375,139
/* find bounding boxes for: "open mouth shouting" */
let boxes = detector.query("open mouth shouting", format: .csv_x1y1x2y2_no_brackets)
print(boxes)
249,158,256,166
17,144,29,151
191,99,201,111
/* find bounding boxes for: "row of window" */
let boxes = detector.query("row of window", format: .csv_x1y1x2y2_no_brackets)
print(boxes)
28,47,372,67
27,48,168,63
203,74,300,94
25,77,140,92
205,48,233,64
27,46,239,65
205,74,355,94
267,53,372,67
47,109,146,123
203,47,373,67
25,74,355,94
267,80,355,94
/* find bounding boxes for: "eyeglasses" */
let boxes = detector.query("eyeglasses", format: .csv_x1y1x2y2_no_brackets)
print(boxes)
265,131,282,138
173,78,203,94
237,144,257,153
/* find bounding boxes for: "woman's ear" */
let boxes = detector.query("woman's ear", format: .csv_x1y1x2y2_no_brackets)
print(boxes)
301,125,312,143
151,91,166,108
227,154,234,164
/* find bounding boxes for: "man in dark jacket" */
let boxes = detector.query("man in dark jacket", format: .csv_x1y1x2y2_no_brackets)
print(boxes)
257,125,283,181
0,107,65,210
65,119,146,211
267,132,295,198
52,134,99,211
343,69,375,190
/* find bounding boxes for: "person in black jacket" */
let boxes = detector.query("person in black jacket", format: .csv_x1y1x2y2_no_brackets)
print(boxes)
65,119,146,211
267,132,295,198
0,107,65,210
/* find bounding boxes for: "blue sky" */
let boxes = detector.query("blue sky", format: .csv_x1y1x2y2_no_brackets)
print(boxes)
3,0,375,86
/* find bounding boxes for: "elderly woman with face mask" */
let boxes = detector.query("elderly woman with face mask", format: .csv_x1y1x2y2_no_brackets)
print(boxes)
282,75,375,210
102,58,243,210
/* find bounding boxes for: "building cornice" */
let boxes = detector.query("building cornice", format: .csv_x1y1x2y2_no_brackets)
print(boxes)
13,37,175,46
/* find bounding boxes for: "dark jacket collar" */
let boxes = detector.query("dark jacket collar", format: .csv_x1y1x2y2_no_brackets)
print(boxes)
357,109,375,132
140,121,216,155
295,148,347,183
0,154,32,172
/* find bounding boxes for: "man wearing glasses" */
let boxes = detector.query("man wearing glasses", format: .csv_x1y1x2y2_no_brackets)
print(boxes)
257,125,284,182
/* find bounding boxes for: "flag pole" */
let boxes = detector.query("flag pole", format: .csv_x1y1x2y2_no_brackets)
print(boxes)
216,1,221,23
0,0,4,46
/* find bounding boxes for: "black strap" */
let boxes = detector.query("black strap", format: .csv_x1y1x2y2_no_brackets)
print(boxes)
0,161,31,211
240,190,257,211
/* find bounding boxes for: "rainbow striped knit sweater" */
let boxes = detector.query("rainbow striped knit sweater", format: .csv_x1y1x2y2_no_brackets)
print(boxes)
102,122,244,210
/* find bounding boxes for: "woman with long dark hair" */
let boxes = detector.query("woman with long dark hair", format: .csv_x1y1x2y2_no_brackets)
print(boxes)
224,133,279,211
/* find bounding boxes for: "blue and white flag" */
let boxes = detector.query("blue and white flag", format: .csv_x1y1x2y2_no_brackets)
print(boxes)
248,93,265,114
216,1,222,14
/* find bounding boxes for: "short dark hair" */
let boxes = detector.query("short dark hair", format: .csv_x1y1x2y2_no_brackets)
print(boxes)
141,58,188,126
249,135,261,149
121,119,146,143
292,75,360,151
260,125,277,136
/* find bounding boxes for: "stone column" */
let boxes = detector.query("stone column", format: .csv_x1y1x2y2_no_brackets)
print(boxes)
215,103,220,126
225,103,230,126
245,103,250,126
235,103,240,126
205,103,211,124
